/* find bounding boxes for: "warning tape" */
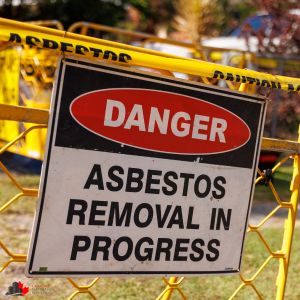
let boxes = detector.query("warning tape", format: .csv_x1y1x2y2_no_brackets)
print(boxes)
0,18,300,92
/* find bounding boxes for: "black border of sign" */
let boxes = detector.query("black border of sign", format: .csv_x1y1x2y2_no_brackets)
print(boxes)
27,57,266,276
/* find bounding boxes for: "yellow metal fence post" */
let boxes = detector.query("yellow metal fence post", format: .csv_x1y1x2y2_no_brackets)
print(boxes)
276,125,300,300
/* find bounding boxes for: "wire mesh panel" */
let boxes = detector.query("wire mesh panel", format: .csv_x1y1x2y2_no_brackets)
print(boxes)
0,18,300,300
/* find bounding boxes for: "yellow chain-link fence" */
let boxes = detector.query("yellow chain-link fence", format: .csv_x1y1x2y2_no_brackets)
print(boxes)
0,18,300,299
0,105,299,299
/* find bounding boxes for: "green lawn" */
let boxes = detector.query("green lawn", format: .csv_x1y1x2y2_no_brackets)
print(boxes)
0,162,299,299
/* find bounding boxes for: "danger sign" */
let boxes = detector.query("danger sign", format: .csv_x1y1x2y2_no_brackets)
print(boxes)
26,58,266,277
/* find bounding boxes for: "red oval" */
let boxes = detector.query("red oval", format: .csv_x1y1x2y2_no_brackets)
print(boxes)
70,88,250,155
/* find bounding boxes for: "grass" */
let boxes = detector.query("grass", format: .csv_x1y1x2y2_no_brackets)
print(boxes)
0,161,299,299
0,173,39,214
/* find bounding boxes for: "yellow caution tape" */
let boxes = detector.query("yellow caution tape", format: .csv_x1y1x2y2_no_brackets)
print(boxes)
0,18,300,92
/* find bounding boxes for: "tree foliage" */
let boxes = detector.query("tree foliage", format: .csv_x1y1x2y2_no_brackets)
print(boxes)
0,0,128,28
241,0,300,54
172,0,224,43
0,0,175,32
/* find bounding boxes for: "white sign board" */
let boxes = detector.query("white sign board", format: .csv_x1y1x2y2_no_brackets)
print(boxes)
27,58,266,277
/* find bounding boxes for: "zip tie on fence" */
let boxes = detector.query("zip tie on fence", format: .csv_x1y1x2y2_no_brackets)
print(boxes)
261,169,273,186
1,18,300,92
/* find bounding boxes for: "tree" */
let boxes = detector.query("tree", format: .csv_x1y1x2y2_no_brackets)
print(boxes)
241,0,300,54
172,0,223,43
0,0,144,29
246,0,300,138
